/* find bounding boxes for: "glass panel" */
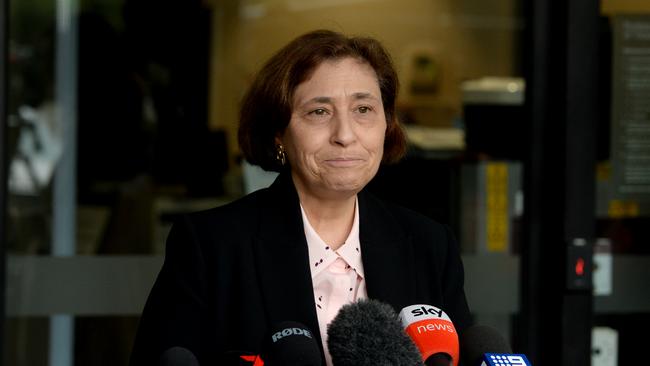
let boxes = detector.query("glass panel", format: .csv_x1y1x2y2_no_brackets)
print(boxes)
594,3,650,365
6,0,221,363
6,0,60,363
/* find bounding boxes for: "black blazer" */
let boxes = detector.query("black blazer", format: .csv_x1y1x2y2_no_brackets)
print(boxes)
130,172,471,365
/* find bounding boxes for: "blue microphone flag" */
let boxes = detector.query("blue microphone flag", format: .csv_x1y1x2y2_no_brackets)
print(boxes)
481,353,532,366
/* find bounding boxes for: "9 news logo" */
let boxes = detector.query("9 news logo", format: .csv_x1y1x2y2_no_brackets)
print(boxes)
484,353,531,366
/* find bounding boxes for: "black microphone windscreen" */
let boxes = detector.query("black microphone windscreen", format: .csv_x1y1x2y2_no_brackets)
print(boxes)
261,321,322,366
425,353,453,366
327,299,423,366
460,325,512,366
159,347,199,366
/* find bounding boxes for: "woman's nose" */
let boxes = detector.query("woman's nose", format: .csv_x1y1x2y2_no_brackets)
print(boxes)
331,112,356,146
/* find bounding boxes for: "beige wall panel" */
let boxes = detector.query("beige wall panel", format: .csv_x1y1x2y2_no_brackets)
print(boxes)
208,0,521,163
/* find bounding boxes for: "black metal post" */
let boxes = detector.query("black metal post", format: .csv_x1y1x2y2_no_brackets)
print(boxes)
522,0,598,365
0,0,9,362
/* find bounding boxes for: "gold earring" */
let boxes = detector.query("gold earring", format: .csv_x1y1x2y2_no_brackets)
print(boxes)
276,144,286,166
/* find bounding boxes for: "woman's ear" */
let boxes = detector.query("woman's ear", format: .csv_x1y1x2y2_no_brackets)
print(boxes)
274,135,283,146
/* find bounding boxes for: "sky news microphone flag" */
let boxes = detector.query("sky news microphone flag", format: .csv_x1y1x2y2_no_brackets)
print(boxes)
399,304,459,366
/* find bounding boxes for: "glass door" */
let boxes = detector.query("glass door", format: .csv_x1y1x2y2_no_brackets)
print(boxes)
6,0,79,364
4,0,215,365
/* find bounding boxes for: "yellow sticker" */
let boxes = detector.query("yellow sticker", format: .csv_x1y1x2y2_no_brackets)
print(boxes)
486,163,509,252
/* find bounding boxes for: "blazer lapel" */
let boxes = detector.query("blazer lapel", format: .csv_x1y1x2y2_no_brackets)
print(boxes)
252,173,322,346
358,190,418,313
251,175,418,349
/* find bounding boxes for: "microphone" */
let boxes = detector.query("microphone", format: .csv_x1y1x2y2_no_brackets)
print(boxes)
159,347,200,366
260,321,322,366
459,325,532,366
398,304,459,366
327,299,422,366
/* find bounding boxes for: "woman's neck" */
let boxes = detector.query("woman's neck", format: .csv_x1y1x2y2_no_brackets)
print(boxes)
298,191,357,251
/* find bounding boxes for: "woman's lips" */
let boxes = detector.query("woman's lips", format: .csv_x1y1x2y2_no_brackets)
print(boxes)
324,158,364,167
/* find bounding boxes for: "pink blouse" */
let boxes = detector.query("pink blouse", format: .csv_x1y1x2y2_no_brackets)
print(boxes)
300,198,367,366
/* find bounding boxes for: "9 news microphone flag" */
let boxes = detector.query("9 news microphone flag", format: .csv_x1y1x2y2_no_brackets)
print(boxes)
481,353,531,366
459,325,532,366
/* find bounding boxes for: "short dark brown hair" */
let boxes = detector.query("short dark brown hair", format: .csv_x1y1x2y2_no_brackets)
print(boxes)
238,29,407,172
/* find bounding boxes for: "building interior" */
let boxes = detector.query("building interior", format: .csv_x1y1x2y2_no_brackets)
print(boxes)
2,0,650,365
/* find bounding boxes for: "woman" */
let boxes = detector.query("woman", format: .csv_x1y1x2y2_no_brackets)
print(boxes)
130,29,471,365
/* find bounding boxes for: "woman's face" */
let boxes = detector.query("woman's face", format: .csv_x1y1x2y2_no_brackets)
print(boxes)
277,57,387,200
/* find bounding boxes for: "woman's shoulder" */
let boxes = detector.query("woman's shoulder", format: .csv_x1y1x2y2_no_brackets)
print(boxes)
175,186,273,235
362,190,448,238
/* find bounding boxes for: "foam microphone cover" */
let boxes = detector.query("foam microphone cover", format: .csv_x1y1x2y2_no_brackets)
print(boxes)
426,353,453,366
327,299,423,366
459,325,512,366
159,347,200,366
260,321,322,366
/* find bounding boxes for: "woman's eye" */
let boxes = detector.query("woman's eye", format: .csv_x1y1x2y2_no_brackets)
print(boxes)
357,106,371,113
310,108,327,116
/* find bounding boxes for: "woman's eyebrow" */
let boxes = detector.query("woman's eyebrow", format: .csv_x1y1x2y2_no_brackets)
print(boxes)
294,96,332,109
310,96,333,104
301,93,379,106
352,92,379,101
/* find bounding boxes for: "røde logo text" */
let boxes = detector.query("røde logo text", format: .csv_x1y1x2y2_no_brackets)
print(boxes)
271,327,313,343
410,306,443,318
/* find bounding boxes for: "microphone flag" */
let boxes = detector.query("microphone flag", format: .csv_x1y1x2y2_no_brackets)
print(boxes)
481,353,532,366
399,304,459,366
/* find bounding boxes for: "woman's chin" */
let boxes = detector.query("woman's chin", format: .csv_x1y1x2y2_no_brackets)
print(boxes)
320,178,367,196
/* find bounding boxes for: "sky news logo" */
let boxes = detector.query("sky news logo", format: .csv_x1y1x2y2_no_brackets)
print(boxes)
399,304,453,326
483,353,531,366
416,321,455,334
